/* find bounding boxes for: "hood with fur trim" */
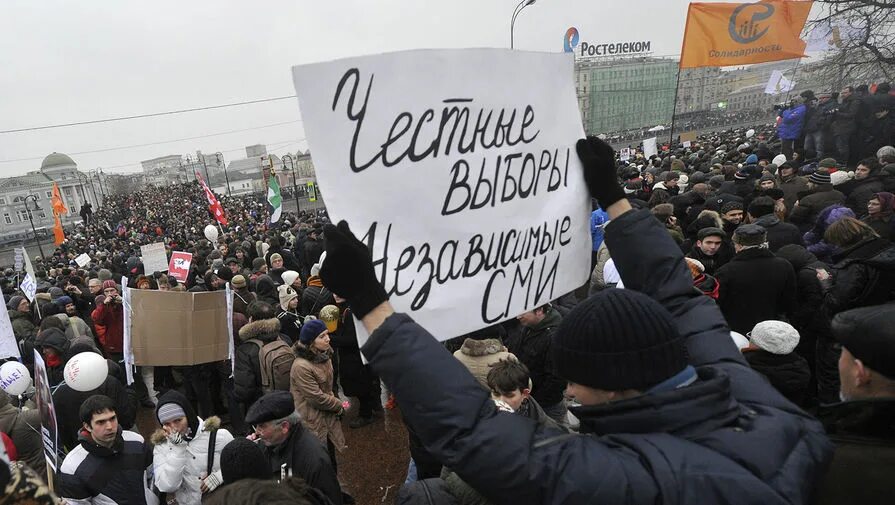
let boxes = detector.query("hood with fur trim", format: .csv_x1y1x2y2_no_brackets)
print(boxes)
150,416,221,445
458,338,506,357
238,318,281,343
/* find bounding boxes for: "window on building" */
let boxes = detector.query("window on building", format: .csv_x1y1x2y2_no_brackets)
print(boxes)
3,213,10,224
46,191,52,198
0,197,5,205
16,209,29,222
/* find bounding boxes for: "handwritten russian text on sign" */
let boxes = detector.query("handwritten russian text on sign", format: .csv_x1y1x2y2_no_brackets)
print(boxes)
168,251,193,283
20,274,36,302
140,242,168,275
75,253,91,267
292,49,590,343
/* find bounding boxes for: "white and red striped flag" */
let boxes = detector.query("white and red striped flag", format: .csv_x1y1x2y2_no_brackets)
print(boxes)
197,173,228,226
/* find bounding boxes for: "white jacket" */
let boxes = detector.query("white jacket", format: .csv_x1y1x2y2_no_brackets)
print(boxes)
152,416,233,505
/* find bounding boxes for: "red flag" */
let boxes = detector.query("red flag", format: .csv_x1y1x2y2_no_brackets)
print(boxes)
196,173,228,226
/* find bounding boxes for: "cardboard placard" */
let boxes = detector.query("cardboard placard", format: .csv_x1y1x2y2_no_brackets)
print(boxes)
140,242,168,275
167,251,193,283
679,131,698,143
129,290,230,366
291,48,590,346
74,253,91,267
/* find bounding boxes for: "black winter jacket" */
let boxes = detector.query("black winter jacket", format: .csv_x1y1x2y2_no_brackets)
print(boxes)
752,214,802,252
823,237,895,315
841,176,884,217
233,318,283,405
504,309,565,408
359,209,832,505
789,185,846,228
716,247,797,334
262,423,342,505
743,349,811,407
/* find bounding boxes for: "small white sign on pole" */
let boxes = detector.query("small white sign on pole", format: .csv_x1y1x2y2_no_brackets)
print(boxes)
619,148,633,162
19,274,36,302
292,49,591,346
642,137,658,159
140,242,169,275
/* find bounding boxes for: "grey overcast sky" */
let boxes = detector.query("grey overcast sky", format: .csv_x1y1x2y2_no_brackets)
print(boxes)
0,0,819,177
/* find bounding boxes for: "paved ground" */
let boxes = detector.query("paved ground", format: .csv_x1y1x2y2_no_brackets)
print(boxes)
135,395,411,504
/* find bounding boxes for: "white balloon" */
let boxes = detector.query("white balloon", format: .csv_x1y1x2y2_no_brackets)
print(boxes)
204,224,219,242
746,129,755,138
0,361,32,396
63,352,108,392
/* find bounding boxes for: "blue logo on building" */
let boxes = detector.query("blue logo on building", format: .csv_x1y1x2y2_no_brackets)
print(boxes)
728,3,775,44
563,27,579,53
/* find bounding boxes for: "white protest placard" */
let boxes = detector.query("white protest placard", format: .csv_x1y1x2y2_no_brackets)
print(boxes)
74,253,91,267
140,242,168,275
15,247,35,279
642,137,658,159
619,148,632,162
0,307,20,359
13,248,23,273
19,274,36,302
682,141,692,149
292,49,590,345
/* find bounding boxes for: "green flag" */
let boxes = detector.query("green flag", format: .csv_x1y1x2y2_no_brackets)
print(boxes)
267,175,282,223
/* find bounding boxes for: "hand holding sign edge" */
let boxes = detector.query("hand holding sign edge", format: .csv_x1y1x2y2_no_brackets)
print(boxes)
576,136,626,210
320,221,389,319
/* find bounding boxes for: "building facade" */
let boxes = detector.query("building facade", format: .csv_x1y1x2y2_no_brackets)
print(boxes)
0,153,101,243
576,57,678,134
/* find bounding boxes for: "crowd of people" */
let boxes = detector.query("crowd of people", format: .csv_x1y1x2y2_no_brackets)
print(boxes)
0,82,894,504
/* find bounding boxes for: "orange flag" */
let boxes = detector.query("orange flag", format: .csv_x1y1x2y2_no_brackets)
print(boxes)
51,182,68,246
680,1,813,69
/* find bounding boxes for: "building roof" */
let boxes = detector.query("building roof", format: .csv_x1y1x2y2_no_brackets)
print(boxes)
40,152,76,170
0,172,55,190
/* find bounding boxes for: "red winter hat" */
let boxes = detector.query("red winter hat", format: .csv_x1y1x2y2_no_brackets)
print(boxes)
101,280,118,291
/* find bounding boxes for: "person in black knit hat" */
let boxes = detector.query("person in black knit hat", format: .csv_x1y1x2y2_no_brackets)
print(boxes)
313,136,833,504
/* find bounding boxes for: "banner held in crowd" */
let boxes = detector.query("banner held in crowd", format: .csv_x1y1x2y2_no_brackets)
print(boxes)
74,253,91,268
680,1,812,68
20,274,36,302
0,307,19,359
292,48,591,345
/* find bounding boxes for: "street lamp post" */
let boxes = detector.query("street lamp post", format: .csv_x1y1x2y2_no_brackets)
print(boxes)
215,152,231,196
23,195,45,259
78,172,99,207
198,153,211,185
98,168,108,196
93,170,106,199
510,0,536,49
282,154,300,213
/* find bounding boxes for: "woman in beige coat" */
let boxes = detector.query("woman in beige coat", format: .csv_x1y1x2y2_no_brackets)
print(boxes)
290,319,345,469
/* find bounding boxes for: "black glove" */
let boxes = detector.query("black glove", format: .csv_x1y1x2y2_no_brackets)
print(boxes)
320,221,388,319
576,137,625,209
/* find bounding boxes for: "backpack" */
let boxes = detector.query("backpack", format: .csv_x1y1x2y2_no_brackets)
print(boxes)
249,338,295,393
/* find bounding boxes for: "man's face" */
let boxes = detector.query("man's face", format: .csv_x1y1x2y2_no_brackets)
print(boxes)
781,167,795,178
254,419,290,446
271,257,284,269
218,244,228,256
228,263,239,274
516,309,545,328
65,303,77,316
840,87,852,99
162,416,190,436
17,299,30,313
88,280,102,295
85,409,119,447
723,210,743,225
855,164,871,180
697,236,723,256
492,388,529,412
760,180,775,190
665,179,678,189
